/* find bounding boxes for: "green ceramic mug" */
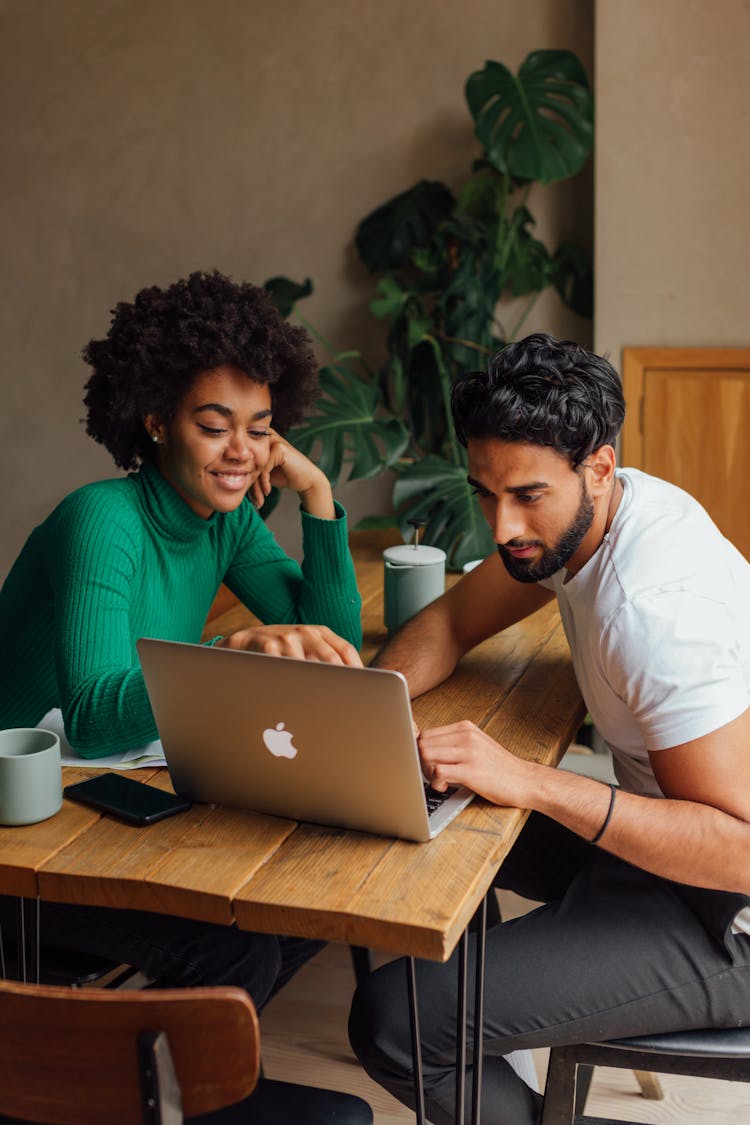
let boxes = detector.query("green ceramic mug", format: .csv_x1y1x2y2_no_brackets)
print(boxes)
0,728,63,826
383,543,446,633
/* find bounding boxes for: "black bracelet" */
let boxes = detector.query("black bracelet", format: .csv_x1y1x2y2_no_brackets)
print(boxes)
591,783,617,845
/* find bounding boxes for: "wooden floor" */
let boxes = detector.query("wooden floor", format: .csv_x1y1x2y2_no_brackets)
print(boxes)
260,890,750,1124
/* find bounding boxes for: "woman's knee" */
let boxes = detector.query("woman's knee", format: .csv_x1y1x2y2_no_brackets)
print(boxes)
348,962,413,1082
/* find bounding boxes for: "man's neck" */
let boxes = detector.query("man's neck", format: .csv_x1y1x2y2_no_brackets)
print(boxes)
565,475,623,579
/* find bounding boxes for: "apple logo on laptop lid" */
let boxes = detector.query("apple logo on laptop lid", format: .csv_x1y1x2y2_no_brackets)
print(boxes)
262,722,299,760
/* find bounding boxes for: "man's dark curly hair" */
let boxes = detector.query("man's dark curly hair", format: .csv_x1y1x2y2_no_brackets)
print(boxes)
451,332,625,467
83,270,318,470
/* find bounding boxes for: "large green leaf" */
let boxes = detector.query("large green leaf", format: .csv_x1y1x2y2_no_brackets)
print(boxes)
432,217,503,369
465,50,593,184
455,172,506,222
370,276,411,320
551,241,594,318
287,362,409,487
262,276,313,317
392,455,495,570
504,207,554,296
355,180,456,272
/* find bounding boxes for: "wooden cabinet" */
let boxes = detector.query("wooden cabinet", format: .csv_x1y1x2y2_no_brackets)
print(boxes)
621,347,750,561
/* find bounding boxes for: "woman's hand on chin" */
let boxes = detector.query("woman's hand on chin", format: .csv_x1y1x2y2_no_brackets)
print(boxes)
250,430,335,519
219,624,362,667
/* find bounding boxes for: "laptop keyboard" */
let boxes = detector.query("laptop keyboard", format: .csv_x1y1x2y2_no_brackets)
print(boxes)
424,782,457,816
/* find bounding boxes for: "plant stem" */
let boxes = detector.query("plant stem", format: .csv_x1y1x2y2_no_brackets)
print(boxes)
296,314,375,378
440,334,492,355
507,291,542,342
425,333,463,467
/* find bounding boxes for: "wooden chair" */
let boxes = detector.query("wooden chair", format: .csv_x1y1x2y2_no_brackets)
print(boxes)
540,1025,750,1124
0,980,258,1123
0,979,372,1124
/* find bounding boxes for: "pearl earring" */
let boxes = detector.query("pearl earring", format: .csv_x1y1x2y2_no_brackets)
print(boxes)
152,434,159,443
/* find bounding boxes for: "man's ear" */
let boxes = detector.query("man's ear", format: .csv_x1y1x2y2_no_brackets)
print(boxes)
587,444,617,495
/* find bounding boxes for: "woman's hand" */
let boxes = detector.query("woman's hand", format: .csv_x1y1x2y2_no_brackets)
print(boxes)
219,623,362,667
250,430,335,519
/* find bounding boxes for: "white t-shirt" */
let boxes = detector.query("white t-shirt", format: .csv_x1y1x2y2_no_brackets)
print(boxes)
541,468,750,931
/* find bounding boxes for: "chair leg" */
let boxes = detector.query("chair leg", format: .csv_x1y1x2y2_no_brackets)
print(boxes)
574,1063,594,1115
349,945,372,988
633,1069,664,1099
540,1046,578,1125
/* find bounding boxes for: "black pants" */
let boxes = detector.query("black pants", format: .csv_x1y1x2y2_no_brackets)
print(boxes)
0,895,323,1011
348,814,750,1125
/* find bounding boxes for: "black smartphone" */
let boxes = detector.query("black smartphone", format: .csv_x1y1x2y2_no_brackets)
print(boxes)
63,772,192,826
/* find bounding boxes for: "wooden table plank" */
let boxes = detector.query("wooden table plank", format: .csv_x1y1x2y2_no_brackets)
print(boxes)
483,622,586,765
140,808,298,924
0,804,101,899
447,623,585,839
409,604,559,731
232,823,395,945
232,820,506,961
38,772,297,924
0,767,158,897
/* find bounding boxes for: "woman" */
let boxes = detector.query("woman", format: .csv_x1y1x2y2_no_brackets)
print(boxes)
0,270,362,1015
0,269,362,755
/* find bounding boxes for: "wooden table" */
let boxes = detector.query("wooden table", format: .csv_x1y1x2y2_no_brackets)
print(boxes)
0,532,584,964
0,532,585,1123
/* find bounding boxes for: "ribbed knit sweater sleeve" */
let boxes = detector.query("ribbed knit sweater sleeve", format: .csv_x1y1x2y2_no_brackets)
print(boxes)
225,500,362,648
49,486,163,755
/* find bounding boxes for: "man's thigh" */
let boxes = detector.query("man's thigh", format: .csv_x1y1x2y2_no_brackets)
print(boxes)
354,851,750,1068
484,852,750,1051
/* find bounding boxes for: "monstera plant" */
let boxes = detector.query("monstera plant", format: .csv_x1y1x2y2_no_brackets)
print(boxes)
275,49,594,568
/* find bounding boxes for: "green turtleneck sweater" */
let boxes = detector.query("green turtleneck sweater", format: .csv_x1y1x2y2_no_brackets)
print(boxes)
0,464,362,757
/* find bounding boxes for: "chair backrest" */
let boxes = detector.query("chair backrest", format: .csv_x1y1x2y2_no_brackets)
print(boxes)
0,980,260,1124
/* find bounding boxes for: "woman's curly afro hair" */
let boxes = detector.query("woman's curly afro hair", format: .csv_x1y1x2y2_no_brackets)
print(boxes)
83,270,319,470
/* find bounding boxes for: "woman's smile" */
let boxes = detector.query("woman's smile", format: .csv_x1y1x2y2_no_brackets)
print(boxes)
210,468,254,491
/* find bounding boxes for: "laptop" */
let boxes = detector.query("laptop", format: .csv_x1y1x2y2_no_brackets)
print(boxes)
136,637,474,842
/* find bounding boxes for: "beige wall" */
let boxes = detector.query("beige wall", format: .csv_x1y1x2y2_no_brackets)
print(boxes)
0,0,594,578
595,0,750,365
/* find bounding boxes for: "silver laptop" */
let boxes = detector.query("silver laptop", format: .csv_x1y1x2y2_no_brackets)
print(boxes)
137,638,474,842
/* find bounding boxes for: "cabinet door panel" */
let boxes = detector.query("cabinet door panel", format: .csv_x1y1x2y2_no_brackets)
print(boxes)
622,348,750,561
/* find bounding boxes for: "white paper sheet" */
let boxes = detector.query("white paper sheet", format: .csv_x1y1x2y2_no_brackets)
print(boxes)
37,709,167,769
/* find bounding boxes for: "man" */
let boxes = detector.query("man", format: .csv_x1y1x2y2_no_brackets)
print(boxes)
348,333,750,1125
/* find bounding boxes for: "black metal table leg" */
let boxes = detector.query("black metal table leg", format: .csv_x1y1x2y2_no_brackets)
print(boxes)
455,930,468,1124
15,896,27,982
32,896,40,984
408,890,490,1125
13,897,40,983
471,893,488,1125
0,912,6,980
407,956,427,1125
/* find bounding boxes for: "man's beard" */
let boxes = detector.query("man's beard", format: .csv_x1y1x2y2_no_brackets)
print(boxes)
497,480,594,583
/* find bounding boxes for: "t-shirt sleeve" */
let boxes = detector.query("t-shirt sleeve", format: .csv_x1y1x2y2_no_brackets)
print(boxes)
223,500,362,649
601,590,749,751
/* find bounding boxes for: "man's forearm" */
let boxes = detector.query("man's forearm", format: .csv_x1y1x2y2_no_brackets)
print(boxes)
532,765,750,895
371,600,463,697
